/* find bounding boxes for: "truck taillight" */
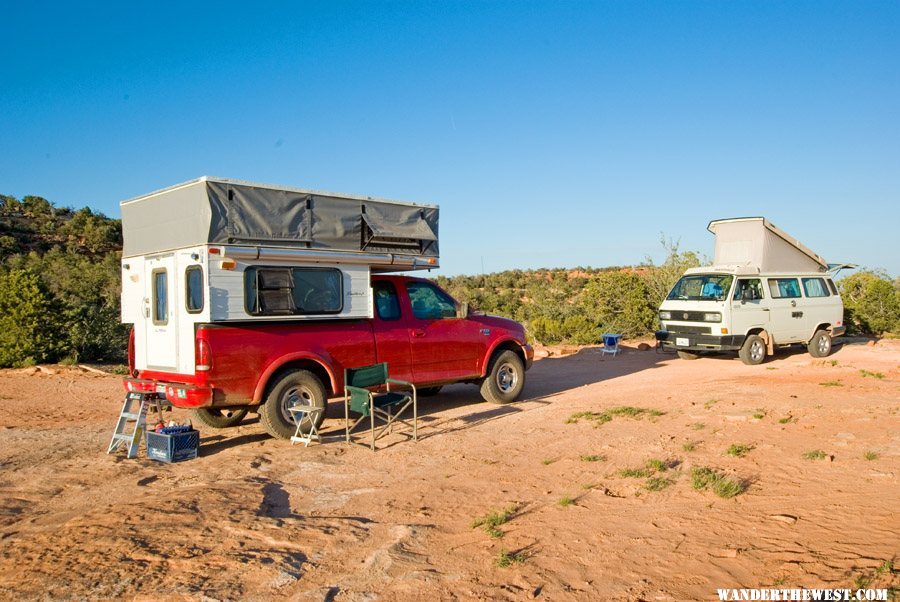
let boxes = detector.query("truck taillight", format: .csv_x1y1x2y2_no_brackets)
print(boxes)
196,338,212,371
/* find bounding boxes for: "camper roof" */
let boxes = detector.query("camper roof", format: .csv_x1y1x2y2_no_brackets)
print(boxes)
706,217,828,273
120,177,440,268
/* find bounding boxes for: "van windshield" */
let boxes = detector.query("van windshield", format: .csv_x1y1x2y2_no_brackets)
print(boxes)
667,274,733,301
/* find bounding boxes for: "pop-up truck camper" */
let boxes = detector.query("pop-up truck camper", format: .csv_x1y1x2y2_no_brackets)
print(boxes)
658,217,851,365
120,177,533,439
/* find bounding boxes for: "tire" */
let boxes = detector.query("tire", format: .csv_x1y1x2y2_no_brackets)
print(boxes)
739,334,767,366
259,369,327,439
676,350,700,360
808,329,832,358
417,386,443,397
480,350,525,404
192,407,249,429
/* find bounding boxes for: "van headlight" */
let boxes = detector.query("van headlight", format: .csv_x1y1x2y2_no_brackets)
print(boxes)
659,311,671,320
703,312,722,322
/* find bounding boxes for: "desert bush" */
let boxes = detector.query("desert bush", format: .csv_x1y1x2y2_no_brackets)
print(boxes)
839,271,900,335
578,270,657,338
0,269,64,367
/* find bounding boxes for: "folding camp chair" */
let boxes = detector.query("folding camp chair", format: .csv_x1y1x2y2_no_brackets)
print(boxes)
601,333,623,359
344,363,417,451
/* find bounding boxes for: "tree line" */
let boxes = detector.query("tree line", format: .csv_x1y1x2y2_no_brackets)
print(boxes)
0,194,898,367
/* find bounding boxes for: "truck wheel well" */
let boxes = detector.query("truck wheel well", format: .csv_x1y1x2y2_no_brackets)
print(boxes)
263,360,333,400
491,341,526,366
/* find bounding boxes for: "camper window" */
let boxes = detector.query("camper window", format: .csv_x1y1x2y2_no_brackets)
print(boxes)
406,281,457,320
245,267,342,316
768,278,801,299
185,266,204,313
667,274,733,301
152,269,168,325
826,278,839,296
733,278,763,301
801,277,830,298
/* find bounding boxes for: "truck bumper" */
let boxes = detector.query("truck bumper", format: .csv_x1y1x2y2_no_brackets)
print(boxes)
658,331,746,352
123,378,214,408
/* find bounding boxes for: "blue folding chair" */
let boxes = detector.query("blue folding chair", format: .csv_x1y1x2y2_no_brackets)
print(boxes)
601,333,623,359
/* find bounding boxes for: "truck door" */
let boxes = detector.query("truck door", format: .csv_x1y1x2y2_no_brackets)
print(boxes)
730,278,769,337
371,280,414,383
765,277,806,343
143,254,179,371
403,281,483,384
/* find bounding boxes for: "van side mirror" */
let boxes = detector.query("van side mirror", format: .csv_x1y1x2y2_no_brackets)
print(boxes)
456,301,469,319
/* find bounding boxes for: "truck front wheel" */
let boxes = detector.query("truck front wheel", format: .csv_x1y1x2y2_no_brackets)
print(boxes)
193,407,249,429
260,369,327,439
480,350,525,404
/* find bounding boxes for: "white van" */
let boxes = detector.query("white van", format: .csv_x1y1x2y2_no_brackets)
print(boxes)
657,218,848,365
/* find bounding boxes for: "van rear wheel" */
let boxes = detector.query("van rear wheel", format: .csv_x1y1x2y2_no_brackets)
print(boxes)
739,334,767,365
808,330,832,358
260,369,327,439
193,407,249,428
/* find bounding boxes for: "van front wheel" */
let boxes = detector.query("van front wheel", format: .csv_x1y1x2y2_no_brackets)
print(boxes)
808,330,832,358
260,369,327,439
739,335,767,365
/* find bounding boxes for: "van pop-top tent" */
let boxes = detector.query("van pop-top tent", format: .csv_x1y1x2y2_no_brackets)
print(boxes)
707,217,828,273
120,177,439,269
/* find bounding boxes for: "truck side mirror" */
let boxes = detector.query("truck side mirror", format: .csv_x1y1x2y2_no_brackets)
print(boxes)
456,301,469,319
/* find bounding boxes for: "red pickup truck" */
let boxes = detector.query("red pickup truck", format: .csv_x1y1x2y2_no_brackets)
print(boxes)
126,275,534,439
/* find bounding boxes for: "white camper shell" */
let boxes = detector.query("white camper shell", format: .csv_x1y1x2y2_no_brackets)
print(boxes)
120,177,440,375
658,217,848,365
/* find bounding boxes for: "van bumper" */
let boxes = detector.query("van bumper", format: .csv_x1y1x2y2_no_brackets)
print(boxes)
123,378,214,408
658,331,746,352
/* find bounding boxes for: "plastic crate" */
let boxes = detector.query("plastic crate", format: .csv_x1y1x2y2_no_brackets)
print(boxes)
146,428,200,463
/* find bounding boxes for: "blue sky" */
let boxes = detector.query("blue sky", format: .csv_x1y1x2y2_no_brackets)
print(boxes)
2,1,898,276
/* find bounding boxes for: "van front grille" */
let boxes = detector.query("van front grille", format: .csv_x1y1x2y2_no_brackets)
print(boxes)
666,324,711,335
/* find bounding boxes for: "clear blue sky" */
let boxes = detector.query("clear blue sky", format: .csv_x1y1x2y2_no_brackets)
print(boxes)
2,1,898,276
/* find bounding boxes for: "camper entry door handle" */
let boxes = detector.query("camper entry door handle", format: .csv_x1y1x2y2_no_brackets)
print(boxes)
411,329,426,338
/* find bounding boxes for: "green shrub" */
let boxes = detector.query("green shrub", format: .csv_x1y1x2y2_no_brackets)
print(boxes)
0,269,64,367
840,271,900,335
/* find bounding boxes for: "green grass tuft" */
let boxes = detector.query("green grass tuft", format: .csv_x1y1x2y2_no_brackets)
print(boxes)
725,443,754,458
566,406,664,427
541,458,555,465
802,449,828,460
819,380,843,387
860,369,885,379
778,416,793,424
645,476,674,491
704,399,719,409
619,467,651,478
692,422,706,430
691,466,747,499
558,495,574,507
496,548,527,567
471,504,518,538
864,450,879,461
682,441,697,452
580,454,606,463
752,408,766,420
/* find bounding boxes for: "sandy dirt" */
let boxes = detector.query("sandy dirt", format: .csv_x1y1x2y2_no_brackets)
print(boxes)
0,339,898,601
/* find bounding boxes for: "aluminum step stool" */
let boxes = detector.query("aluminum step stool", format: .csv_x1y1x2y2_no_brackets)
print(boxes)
289,403,324,447
107,391,171,458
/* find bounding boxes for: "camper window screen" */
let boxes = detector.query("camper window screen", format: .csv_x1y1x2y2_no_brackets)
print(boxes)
768,278,802,299
245,267,343,316
801,278,830,298
186,266,204,313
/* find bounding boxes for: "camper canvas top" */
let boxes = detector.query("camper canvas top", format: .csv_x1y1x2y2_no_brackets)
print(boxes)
705,217,828,273
120,177,439,271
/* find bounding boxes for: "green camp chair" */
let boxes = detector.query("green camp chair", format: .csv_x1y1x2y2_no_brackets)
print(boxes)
344,363,417,450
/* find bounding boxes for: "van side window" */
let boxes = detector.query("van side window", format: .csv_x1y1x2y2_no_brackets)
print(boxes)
801,277,830,298
767,278,801,299
826,278,838,295
185,266,204,313
152,269,168,325
373,281,401,320
407,282,457,320
245,267,343,315
733,278,763,301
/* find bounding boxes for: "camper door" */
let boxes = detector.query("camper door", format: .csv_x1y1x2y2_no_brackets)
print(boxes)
143,254,180,371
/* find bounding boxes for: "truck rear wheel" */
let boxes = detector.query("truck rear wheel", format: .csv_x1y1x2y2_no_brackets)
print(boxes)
260,369,327,439
808,330,832,358
480,350,525,404
193,407,249,429
739,334,767,365
418,386,443,397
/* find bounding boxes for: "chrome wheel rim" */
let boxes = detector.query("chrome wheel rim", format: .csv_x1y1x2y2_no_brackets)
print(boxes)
496,362,519,393
281,385,315,425
750,340,765,362
817,335,830,355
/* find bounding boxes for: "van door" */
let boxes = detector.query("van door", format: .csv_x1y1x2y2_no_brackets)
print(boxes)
143,254,179,371
730,278,769,338
765,277,806,343
800,276,839,339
